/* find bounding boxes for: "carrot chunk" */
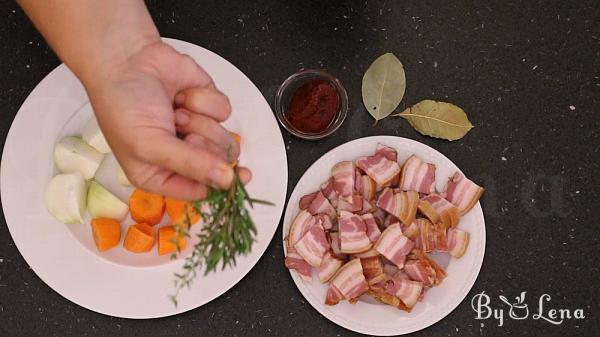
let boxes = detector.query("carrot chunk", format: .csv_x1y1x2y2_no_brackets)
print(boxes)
129,189,165,225
123,223,155,253
91,218,121,251
165,198,200,226
158,225,186,255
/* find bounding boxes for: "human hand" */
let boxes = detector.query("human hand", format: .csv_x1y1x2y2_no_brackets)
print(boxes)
85,40,251,200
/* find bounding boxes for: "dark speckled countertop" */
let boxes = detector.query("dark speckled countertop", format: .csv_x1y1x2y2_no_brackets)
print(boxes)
1,1,598,336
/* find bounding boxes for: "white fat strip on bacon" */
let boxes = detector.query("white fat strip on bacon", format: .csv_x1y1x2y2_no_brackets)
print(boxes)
338,211,372,253
374,223,415,268
414,218,435,253
307,190,337,219
284,246,313,283
294,222,330,267
385,279,423,309
337,194,363,212
421,193,460,228
376,143,398,162
359,175,377,201
330,258,369,302
287,210,317,248
331,161,355,202
401,221,419,240
399,155,436,194
356,154,401,188
443,172,484,215
404,259,437,287
361,213,382,243
447,228,470,258
318,252,344,283
299,191,318,210
376,188,419,225
328,231,347,259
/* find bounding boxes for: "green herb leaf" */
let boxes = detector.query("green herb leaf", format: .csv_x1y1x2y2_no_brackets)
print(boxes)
396,100,474,141
362,53,406,121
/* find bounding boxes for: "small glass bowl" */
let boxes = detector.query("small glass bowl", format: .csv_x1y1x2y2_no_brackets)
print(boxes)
275,69,348,140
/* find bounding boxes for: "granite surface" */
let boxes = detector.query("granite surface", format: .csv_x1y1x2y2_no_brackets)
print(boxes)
0,1,598,336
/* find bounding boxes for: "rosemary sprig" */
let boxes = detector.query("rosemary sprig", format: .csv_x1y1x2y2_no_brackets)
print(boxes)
169,173,273,306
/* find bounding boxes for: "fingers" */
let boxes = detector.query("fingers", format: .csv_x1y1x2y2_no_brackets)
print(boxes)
143,133,234,189
174,87,231,122
153,173,209,200
237,167,252,185
175,110,240,159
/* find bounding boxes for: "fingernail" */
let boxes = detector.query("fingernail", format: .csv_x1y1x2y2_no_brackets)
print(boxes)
175,110,190,125
208,165,233,188
175,93,186,105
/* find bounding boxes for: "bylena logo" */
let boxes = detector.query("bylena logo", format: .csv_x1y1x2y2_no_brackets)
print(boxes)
471,291,585,327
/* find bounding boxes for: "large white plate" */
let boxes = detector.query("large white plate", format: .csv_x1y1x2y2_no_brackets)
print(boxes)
1,38,288,318
282,136,485,336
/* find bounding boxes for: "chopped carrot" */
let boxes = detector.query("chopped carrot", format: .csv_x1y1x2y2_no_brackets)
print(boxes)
129,189,165,225
91,218,121,251
165,198,200,226
123,223,155,253
158,225,186,255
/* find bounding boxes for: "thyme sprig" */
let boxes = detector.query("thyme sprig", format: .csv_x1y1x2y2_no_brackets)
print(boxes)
169,173,273,306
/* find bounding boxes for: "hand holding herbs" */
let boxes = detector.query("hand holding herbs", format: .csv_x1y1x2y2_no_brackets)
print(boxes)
362,53,474,141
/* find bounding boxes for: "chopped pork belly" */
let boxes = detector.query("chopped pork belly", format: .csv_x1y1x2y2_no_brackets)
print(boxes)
414,218,435,252
328,231,347,259
285,246,313,283
399,155,436,194
385,279,423,309
443,172,484,215
331,161,355,202
367,286,410,312
376,188,419,225
329,258,369,303
361,213,382,243
356,154,401,188
338,211,372,254
316,214,334,231
358,175,377,200
360,198,376,214
325,283,345,305
408,249,447,285
401,220,420,240
373,223,414,268
376,143,398,162
447,228,470,258
287,210,316,248
352,247,380,258
320,177,339,207
337,194,363,212
404,259,437,287
307,190,337,219
318,252,344,283
372,208,386,226
294,222,330,267
420,193,460,228
299,191,318,210
360,256,388,285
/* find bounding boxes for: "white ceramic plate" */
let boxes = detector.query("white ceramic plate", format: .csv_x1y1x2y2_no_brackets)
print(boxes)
282,136,485,336
1,38,288,318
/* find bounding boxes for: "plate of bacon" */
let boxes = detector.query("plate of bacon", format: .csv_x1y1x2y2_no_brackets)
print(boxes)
283,136,485,336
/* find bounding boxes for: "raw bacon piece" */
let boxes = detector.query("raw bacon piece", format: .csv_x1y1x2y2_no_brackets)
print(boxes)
329,258,369,303
352,247,380,259
360,199,376,214
409,249,447,285
420,193,460,228
385,279,423,309
374,223,414,268
354,167,363,193
399,155,436,194
447,228,470,258
294,223,330,267
433,222,448,252
320,177,339,207
318,252,344,283
284,246,313,283
372,208,386,227
316,214,334,231
356,154,401,188
360,256,388,285
443,172,485,215
359,175,377,200
337,194,363,212
367,286,410,312
287,210,316,247
325,283,345,305
299,191,318,210
376,143,398,162
376,188,419,225
307,191,337,219
328,232,347,259
404,259,437,287
383,213,397,228
361,213,382,243
331,161,355,202
338,211,372,254
383,263,400,277
401,220,419,240
414,218,435,253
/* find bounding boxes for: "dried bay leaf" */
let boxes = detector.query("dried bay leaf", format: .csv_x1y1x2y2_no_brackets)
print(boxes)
396,100,473,141
362,53,406,121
